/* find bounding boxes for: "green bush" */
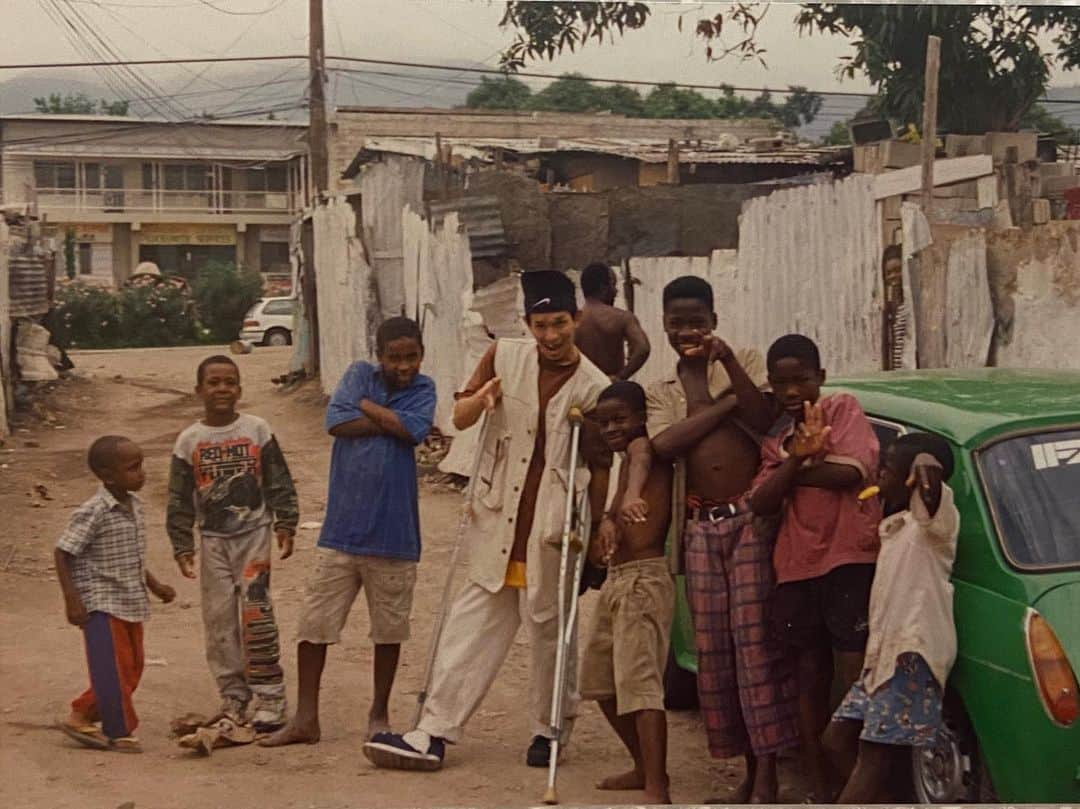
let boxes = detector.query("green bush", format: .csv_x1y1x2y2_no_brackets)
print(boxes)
117,283,199,347
53,280,202,349
193,260,264,343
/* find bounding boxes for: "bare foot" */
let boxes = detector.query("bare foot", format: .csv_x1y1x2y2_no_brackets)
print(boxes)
597,769,646,791
643,788,672,805
258,718,320,747
749,758,779,803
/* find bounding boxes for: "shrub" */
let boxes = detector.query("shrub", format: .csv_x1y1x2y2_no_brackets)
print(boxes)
193,260,264,343
52,280,124,348
52,279,200,349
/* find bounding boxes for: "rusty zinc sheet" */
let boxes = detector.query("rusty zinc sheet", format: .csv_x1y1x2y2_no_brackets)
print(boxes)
8,253,50,318
427,195,508,259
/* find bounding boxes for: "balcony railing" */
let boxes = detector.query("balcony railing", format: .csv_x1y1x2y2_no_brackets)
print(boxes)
30,188,301,215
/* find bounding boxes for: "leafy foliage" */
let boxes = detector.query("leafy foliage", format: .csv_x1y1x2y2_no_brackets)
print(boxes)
796,5,1080,133
465,73,822,126
192,260,264,343
497,2,1080,133
52,281,199,349
823,121,852,146
499,2,650,72
1020,104,1080,145
33,92,130,116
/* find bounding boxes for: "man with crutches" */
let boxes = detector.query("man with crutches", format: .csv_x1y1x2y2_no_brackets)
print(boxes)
364,270,610,773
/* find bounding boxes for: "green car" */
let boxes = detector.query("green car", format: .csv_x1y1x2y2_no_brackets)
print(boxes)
666,368,1080,802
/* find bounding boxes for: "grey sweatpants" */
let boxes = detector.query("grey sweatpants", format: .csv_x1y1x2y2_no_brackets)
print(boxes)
200,524,286,720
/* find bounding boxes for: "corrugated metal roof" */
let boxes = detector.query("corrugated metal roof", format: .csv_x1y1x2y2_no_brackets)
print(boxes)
350,136,846,167
9,254,50,318
428,195,508,258
5,144,305,161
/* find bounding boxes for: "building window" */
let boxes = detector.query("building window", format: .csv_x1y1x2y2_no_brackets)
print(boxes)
78,243,93,275
163,164,209,191
246,164,289,192
33,161,76,189
83,163,102,190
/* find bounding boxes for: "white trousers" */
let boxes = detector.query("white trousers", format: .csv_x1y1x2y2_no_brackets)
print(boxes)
417,582,579,744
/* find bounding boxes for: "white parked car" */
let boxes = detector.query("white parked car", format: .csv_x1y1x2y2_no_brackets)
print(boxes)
239,297,297,346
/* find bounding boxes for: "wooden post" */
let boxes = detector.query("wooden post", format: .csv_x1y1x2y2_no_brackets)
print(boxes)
667,139,680,185
919,36,941,217
915,34,946,369
308,0,328,195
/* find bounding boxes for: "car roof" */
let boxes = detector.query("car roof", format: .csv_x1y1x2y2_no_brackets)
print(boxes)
828,368,1080,448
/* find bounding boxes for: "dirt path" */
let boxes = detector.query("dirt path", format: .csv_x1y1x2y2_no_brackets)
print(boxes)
0,346,803,808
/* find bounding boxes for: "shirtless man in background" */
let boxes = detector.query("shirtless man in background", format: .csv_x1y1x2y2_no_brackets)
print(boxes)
574,263,650,381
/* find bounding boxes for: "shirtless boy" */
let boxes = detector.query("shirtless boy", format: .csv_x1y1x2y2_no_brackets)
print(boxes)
646,276,798,802
581,381,674,803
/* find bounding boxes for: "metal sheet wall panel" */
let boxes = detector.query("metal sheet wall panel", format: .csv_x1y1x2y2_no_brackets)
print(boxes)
8,254,50,318
313,199,378,394
734,175,884,375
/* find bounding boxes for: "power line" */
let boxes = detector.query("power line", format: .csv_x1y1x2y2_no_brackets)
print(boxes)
3,53,1080,107
194,0,287,14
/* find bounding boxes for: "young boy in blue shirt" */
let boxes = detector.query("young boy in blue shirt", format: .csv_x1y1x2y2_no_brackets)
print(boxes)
263,317,435,747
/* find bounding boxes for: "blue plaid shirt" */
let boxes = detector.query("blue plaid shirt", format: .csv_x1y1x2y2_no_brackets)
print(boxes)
318,361,436,561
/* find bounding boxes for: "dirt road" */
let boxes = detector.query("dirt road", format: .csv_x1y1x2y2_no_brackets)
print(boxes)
1,346,802,808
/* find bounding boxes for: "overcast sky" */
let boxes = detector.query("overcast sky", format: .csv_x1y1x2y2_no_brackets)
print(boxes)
4,0,1077,132
3,0,892,94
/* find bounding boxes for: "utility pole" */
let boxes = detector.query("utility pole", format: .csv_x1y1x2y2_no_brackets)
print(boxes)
915,34,945,368
302,0,326,376
309,0,328,195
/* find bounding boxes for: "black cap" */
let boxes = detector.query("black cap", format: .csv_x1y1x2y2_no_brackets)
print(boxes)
521,270,577,316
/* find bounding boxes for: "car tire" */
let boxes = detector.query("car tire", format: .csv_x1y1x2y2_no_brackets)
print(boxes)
911,690,998,803
662,648,699,711
264,328,291,347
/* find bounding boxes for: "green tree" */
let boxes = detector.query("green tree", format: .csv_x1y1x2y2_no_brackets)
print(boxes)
1020,104,1080,145
642,84,719,119
823,121,852,146
33,92,129,116
498,2,1080,133
597,83,646,116
465,75,533,110
527,73,608,112
193,261,264,343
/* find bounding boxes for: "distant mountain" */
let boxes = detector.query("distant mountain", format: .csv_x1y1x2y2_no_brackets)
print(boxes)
0,63,480,121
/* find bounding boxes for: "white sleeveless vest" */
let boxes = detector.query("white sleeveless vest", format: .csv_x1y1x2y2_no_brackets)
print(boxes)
468,338,609,621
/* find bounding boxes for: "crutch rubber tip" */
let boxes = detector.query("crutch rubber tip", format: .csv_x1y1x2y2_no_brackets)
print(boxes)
542,786,559,805
567,406,584,425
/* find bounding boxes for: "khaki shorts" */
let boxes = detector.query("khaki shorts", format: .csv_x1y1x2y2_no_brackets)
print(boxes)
579,556,675,715
297,548,417,646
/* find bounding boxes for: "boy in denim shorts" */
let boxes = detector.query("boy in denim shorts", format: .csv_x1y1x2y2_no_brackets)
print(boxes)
823,433,959,802
263,317,435,746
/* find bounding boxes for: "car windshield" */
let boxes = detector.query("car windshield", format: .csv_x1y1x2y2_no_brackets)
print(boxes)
978,427,1080,570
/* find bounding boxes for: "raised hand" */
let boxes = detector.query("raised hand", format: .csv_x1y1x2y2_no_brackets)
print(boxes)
478,376,502,412
791,401,831,459
705,335,734,363
907,453,944,515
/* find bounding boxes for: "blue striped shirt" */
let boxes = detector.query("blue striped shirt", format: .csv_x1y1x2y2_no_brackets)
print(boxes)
318,362,436,561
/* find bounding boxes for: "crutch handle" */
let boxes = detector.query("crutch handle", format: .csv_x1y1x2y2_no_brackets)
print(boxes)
567,406,585,425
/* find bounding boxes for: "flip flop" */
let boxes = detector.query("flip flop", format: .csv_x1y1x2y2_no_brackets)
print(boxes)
109,736,143,754
57,720,110,751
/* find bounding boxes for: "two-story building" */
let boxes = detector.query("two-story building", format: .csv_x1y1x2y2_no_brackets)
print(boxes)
0,114,310,287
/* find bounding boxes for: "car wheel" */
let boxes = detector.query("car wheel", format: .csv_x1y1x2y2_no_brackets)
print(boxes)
662,648,699,711
264,329,291,347
912,692,997,803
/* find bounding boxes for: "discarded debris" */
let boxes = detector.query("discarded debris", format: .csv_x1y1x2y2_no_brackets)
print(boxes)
33,484,53,501
177,715,257,756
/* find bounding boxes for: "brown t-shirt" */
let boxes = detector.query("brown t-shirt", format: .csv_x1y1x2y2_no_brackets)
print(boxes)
458,342,579,562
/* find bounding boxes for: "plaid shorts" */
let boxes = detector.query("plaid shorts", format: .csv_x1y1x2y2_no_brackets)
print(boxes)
834,652,944,747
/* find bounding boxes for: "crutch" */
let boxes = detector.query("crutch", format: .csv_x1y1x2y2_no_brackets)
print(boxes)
543,406,593,805
412,411,489,730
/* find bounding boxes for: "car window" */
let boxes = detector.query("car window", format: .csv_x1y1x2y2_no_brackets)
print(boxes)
262,299,295,316
869,417,906,451
978,428,1080,570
